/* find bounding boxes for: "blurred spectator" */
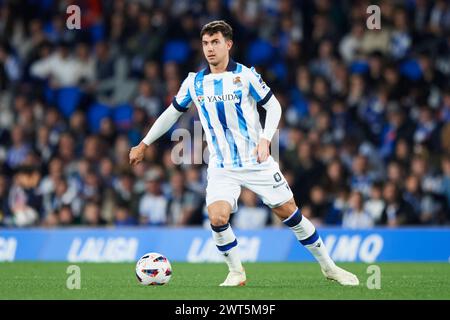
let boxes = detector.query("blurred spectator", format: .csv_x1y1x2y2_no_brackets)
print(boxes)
290,141,325,205
321,159,349,200
339,22,364,64
43,176,82,219
185,166,206,196
82,201,107,226
39,157,65,196
133,80,163,118
324,187,349,226
401,174,443,224
7,166,42,227
233,188,270,229
390,138,412,169
6,125,31,170
138,169,168,226
410,155,442,195
30,41,83,88
75,42,95,85
413,106,440,152
35,125,53,163
79,168,102,203
166,170,202,226
364,182,385,224
386,161,405,187
379,182,418,227
442,155,450,210
92,41,136,105
390,7,411,60
342,191,375,229
308,185,331,224
0,42,20,90
69,110,88,149
350,154,374,197
0,174,11,225
58,204,77,226
114,205,138,227
113,171,140,214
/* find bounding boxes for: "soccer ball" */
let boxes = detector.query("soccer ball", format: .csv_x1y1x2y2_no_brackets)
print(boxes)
135,252,172,286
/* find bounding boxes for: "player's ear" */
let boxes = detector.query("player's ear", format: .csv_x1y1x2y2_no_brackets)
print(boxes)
227,39,233,50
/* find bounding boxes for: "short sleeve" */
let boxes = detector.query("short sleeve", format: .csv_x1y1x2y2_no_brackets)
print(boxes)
172,75,193,112
247,66,273,106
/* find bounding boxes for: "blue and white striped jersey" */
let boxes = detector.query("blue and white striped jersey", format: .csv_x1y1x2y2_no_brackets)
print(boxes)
172,59,273,169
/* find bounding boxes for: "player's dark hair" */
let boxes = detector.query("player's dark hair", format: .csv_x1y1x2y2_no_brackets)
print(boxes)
200,20,233,40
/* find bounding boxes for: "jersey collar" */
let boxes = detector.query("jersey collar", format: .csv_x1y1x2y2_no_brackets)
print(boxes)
204,59,237,75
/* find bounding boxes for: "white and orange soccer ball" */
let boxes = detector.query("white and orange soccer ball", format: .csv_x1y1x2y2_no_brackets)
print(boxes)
135,252,172,286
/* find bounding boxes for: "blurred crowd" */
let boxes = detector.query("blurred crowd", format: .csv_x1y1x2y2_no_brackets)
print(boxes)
0,0,449,229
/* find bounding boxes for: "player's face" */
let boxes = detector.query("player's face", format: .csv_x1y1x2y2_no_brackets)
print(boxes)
202,32,232,66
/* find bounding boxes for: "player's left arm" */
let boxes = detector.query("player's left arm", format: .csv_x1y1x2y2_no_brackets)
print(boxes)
246,67,282,163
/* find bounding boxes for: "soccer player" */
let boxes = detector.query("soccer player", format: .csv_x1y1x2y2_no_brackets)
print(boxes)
129,20,359,286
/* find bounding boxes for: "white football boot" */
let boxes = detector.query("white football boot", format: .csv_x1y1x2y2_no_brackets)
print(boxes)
321,265,359,286
220,268,246,286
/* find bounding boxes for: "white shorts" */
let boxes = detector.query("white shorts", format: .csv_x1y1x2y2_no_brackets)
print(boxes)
205,157,294,213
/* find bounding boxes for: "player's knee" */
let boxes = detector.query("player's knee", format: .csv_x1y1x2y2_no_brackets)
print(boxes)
208,201,231,226
208,210,230,226
209,214,229,226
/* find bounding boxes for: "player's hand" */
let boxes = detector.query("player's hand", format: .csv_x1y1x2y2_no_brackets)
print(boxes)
253,138,270,163
129,142,147,166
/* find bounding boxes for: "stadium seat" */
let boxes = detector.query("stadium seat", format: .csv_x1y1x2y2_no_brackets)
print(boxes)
90,23,105,43
400,59,422,81
269,61,287,82
246,40,274,65
290,89,309,117
163,40,190,63
112,103,134,131
42,21,54,37
87,103,111,133
349,61,369,74
44,84,56,105
56,87,82,118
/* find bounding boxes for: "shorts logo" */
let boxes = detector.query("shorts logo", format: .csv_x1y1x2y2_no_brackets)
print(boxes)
273,182,286,189
273,172,282,182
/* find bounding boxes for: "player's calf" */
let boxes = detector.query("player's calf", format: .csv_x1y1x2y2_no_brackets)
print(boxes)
208,201,244,285
280,206,336,271
275,204,359,286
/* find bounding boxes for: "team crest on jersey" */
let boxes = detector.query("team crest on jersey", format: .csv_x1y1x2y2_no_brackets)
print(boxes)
233,76,242,87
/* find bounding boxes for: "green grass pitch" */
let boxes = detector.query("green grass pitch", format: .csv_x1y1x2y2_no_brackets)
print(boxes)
1,262,449,300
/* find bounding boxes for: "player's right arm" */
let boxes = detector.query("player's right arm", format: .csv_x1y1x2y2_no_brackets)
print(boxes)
129,74,194,166
129,104,183,166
